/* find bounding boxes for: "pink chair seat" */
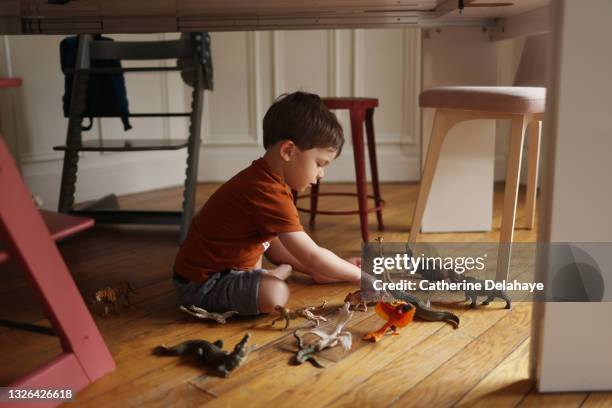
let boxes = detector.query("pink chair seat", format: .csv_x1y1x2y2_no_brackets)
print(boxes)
420,86,546,114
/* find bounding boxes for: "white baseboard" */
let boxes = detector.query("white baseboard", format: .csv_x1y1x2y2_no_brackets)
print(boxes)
198,145,421,183
23,150,186,210
23,145,420,210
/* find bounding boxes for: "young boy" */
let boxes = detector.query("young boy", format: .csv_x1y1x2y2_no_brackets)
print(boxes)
173,91,361,316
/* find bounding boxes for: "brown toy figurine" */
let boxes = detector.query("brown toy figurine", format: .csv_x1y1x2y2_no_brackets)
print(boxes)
271,301,328,329
346,237,388,312
91,281,137,316
344,290,383,312
180,305,238,324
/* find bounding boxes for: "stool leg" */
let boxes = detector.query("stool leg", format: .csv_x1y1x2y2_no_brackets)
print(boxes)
365,108,384,231
409,109,457,245
496,115,528,281
351,108,369,242
309,180,320,227
525,120,542,230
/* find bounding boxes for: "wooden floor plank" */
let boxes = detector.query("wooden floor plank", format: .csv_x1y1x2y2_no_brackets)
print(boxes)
324,304,519,408
580,392,612,408
190,309,382,407
0,182,558,407
454,338,533,408
70,282,355,406
388,302,532,408
516,390,587,408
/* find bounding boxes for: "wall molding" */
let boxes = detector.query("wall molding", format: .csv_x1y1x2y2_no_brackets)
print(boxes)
202,31,259,147
327,29,339,97
402,28,420,146
272,30,283,99
351,28,420,147
352,29,362,96
5,30,449,207
196,145,422,183
22,150,186,209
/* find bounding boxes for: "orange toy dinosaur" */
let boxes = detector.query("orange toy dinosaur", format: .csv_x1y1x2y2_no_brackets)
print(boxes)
362,301,416,342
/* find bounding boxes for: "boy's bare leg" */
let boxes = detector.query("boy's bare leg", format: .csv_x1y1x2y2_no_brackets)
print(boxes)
258,275,289,313
254,254,292,280
265,263,292,281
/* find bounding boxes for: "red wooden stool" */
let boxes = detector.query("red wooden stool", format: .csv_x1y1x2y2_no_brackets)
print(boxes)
294,97,385,242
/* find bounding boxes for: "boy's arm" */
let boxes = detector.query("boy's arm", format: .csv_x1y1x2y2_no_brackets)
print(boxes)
265,237,310,272
277,231,361,283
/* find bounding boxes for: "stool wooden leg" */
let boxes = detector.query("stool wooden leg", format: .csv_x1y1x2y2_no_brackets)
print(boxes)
525,120,542,230
350,108,369,242
309,180,320,226
365,107,384,231
496,115,528,281
409,109,457,245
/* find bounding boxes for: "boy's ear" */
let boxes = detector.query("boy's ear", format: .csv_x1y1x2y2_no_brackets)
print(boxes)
279,140,296,162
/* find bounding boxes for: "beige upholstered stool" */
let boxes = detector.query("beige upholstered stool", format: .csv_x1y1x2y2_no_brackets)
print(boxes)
409,34,547,280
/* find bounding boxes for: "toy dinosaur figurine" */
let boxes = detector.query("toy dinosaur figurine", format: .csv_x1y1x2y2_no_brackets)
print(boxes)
344,290,383,312
347,288,460,329
271,301,328,329
91,281,137,316
180,305,238,324
292,302,353,368
375,236,384,257
154,333,252,377
391,289,460,328
453,276,512,309
363,301,416,342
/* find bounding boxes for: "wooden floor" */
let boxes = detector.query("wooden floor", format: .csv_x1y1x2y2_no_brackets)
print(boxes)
1,182,610,407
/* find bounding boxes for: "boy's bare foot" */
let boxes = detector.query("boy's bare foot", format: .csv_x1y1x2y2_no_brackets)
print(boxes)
266,264,292,281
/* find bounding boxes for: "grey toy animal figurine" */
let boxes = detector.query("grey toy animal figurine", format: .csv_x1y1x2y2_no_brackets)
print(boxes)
154,333,252,377
455,276,512,309
180,305,238,324
272,301,328,329
292,302,353,368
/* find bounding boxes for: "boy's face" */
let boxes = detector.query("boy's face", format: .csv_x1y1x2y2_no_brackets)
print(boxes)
283,145,337,192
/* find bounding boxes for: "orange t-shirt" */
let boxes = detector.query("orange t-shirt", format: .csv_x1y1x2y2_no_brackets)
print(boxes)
174,158,304,282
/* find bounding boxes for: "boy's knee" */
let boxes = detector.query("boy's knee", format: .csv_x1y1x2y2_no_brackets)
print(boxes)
258,275,289,314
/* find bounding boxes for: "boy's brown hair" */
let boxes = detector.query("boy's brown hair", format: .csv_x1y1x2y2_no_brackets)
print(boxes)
263,91,344,156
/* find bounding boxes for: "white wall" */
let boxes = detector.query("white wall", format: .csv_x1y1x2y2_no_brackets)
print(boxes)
494,36,524,181
0,29,422,209
420,27,498,233
0,29,519,210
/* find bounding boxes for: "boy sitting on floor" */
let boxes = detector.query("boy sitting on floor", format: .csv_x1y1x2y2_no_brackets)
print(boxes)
173,91,361,315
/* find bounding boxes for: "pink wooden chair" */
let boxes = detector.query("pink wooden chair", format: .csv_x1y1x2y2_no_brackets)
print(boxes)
0,130,114,404
409,34,548,280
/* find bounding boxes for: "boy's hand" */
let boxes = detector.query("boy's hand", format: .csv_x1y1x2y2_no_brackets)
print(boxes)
346,257,362,268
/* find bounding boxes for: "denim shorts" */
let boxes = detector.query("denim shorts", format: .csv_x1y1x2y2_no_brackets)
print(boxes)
173,269,264,316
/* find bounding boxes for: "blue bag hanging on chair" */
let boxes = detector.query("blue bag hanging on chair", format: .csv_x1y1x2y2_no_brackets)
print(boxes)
60,34,132,131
